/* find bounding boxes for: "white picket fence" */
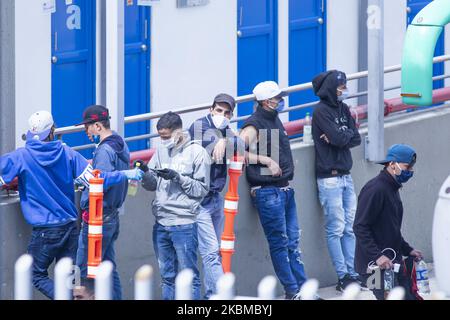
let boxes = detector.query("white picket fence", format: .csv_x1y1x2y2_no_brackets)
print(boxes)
13,253,435,301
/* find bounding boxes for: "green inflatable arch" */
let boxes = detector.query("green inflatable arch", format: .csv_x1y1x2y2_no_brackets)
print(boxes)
402,0,450,106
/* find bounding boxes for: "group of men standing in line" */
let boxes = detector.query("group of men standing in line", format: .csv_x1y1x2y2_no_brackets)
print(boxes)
0,69,423,300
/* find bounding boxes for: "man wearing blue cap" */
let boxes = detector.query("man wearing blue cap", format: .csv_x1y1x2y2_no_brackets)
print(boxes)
354,144,423,300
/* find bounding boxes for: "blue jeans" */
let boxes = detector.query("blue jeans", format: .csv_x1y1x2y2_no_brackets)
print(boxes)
197,193,225,299
153,222,201,300
76,215,122,300
317,175,358,279
27,221,79,300
251,187,308,296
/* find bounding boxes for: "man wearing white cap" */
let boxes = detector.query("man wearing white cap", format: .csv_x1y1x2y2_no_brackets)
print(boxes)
240,81,312,300
0,111,143,299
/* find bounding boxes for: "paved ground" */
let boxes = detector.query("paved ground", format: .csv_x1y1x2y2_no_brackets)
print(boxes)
318,263,449,300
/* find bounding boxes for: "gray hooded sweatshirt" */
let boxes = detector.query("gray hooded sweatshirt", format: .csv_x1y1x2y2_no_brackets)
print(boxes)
144,136,211,226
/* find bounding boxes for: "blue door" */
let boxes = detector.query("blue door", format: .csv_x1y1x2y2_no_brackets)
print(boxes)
125,2,151,152
408,0,444,90
289,0,326,121
52,0,96,158
237,0,277,126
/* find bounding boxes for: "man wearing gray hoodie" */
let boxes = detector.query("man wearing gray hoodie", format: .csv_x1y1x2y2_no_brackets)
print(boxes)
141,112,211,300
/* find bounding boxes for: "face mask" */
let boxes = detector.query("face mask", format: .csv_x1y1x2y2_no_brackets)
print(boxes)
269,98,285,112
212,114,230,130
337,89,349,101
161,137,175,149
395,163,414,184
92,135,101,145
276,99,286,112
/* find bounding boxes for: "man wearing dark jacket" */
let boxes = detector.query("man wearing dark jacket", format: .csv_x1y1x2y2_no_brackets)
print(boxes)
240,81,310,300
75,105,131,300
189,93,243,299
312,70,362,291
354,144,423,300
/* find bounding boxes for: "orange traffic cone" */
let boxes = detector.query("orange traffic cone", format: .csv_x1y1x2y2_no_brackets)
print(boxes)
220,155,244,273
87,170,103,279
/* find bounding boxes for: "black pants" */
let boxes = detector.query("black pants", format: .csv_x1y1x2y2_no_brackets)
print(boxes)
362,262,418,300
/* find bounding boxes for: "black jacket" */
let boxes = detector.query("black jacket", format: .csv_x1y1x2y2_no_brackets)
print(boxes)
242,105,294,187
312,70,361,178
354,169,414,275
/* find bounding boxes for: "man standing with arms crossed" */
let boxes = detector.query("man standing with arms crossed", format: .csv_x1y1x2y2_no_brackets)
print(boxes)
311,70,362,291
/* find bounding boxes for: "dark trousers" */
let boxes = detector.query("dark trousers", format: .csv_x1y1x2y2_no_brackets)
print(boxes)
27,221,79,299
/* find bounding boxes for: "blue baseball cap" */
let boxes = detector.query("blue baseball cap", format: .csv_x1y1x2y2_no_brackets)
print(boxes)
377,144,417,166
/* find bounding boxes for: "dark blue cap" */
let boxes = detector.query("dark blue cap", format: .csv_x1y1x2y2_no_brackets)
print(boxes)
377,144,417,166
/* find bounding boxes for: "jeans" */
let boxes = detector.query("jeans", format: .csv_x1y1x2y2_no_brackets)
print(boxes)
76,215,122,300
197,193,225,299
317,175,358,279
153,222,201,300
251,187,307,296
27,221,79,300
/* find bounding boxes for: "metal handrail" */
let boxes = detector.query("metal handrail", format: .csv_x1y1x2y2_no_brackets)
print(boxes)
60,54,450,150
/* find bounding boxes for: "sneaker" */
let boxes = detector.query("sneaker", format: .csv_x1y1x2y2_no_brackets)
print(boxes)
351,275,369,291
336,274,357,292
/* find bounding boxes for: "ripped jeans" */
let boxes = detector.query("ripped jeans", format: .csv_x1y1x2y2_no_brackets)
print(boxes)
251,187,308,296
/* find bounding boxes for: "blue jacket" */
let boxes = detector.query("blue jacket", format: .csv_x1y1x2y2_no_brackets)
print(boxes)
0,139,126,227
80,133,130,217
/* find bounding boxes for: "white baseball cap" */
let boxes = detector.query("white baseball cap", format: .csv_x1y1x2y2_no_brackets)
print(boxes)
253,81,287,101
26,111,54,141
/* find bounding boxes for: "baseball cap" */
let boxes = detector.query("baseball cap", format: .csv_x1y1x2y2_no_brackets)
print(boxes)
253,81,287,101
76,105,110,126
26,111,54,141
377,144,417,166
213,93,236,112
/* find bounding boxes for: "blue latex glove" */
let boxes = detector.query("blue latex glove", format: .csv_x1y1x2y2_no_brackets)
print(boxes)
122,168,145,181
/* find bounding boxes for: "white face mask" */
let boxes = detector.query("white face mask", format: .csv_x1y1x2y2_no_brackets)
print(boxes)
212,114,230,130
161,137,175,149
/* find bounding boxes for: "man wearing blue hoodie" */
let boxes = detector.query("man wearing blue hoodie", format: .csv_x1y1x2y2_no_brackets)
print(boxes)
0,111,143,299
75,105,130,300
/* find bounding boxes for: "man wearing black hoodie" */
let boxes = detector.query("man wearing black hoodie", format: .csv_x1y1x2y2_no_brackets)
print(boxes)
75,105,131,300
311,70,362,291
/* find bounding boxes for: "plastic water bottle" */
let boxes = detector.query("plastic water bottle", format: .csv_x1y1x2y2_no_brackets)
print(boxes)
127,163,140,197
384,268,395,292
416,259,431,294
303,112,313,144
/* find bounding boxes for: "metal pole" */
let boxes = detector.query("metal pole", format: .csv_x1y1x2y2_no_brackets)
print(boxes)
106,0,125,137
54,257,73,300
134,265,153,300
175,269,194,300
14,254,33,300
298,279,319,300
341,283,361,300
366,0,385,161
215,273,235,300
257,276,277,300
95,260,114,300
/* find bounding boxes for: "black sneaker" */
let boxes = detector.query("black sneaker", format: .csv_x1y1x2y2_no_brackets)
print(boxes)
351,275,369,291
336,274,357,292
